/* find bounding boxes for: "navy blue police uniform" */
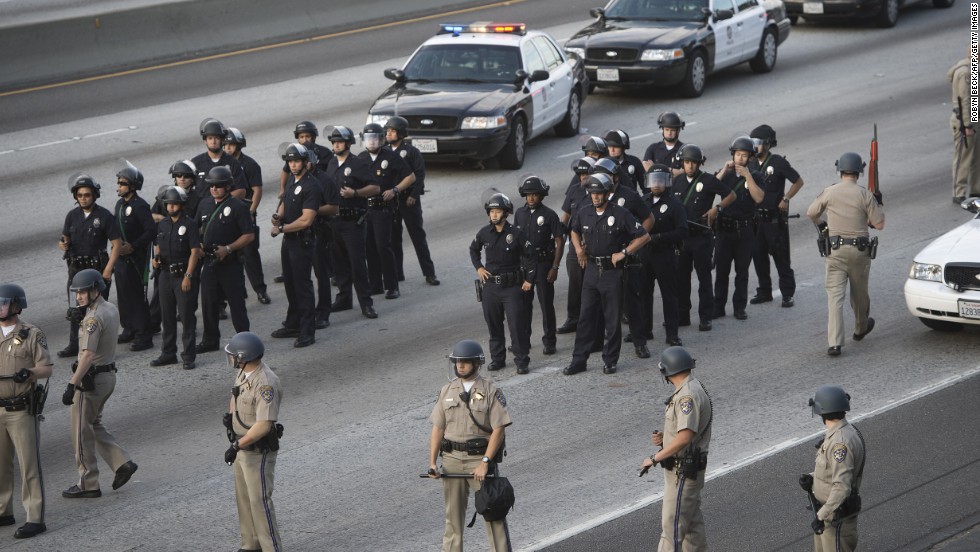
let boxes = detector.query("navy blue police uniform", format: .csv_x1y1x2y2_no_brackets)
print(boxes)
714,168,762,318
639,192,688,344
513,202,564,352
388,141,437,282
327,154,375,312
607,186,654,351
190,152,247,197
61,205,119,355
617,155,646,193
156,211,201,365
279,172,322,341
281,144,333,178
114,192,156,348
560,177,591,331
237,152,268,300
360,148,411,296
643,140,685,170
751,153,800,302
309,168,340,325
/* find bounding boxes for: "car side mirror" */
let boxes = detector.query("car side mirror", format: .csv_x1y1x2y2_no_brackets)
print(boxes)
528,70,550,83
384,68,406,83
714,9,734,20
589,7,606,19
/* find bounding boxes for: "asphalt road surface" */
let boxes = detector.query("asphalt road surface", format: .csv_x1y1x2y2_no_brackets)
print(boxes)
0,0,978,550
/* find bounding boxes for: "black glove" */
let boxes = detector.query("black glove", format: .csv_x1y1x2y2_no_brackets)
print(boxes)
811,518,825,535
62,383,76,406
224,443,239,465
873,190,883,206
12,368,31,383
223,413,236,443
799,473,814,492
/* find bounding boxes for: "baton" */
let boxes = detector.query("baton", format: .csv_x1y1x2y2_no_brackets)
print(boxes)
787,213,800,219
805,490,825,535
419,472,496,479
0,375,16,380
687,220,712,230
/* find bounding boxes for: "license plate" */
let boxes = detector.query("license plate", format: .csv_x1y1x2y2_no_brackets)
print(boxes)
597,68,620,82
414,139,438,153
958,299,980,320
803,2,824,13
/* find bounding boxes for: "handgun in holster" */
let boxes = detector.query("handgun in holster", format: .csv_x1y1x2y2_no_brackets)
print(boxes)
70,361,96,391
868,237,878,260
474,279,484,303
817,223,831,257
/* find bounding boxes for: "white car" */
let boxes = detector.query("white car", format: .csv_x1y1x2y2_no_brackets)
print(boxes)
904,198,980,331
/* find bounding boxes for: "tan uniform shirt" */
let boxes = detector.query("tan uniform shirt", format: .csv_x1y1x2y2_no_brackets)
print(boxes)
664,375,712,454
78,297,119,365
429,376,511,441
948,58,970,132
0,322,52,398
812,419,864,521
232,362,282,436
806,180,885,239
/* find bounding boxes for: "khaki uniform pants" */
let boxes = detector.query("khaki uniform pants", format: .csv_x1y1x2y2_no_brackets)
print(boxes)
70,372,131,490
659,469,707,552
440,452,511,552
952,125,980,199
824,246,871,348
234,449,282,552
814,516,858,552
0,409,44,523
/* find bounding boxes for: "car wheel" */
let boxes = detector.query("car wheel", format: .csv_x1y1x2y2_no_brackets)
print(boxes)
874,0,899,27
789,15,799,25
932,0,954,8
917,317,963,331
554,91,581,137
498,116,526,170
749,28,778,74
679,50,706,98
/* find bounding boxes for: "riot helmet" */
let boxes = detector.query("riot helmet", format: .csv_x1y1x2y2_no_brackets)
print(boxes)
161,186,188,205
116,166,144,190
70,268,106,294
294,120,319,139
485,193,514,215
0,284,27,320
645,164,672,192
205,166,233,188
657,111,686,130
809,385,851,416
729,136,755,157
750,124,777,149
519,176,549,197
384,116,410,141
572,156,596,175
281,143,309,162
593,157,620,178
447,339,485,380
199,118,227,138
658,346,695,377
582,136,609,158
70,173,101,200
169,160,197,180
678,144,706,164
835,152,865,175
360,123,384,152
328,126,356,145
223,127,246,148
585,174,613,195
225,331,265,368
603,129,631,150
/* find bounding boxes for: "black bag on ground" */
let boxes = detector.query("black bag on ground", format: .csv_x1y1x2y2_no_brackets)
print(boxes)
467,473,515,527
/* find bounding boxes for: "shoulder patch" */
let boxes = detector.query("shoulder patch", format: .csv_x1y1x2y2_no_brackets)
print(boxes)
678,396,694,415
259,385,274,403
495,389,507,407
832,443,848,463
37,332,48,350
84,318,98,334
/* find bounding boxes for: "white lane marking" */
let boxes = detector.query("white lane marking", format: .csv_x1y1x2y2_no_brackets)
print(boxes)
520,363,980,551
553,131,672,159
3,126,137,154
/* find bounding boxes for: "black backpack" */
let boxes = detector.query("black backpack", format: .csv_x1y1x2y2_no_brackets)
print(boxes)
468,473,515,527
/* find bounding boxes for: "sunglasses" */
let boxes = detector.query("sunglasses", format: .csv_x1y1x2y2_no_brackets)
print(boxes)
175,174,194,179
209,184,227,189
76,193,93,198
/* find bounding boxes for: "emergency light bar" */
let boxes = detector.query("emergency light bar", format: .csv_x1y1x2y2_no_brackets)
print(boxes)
438,22,527,36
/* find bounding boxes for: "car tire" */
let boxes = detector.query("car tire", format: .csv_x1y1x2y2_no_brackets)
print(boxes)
554,91,581,137
932,0,954,8
749,28,778,74
679,50,706,98
874,0,899,27
917,317,963,331
498,116,526,170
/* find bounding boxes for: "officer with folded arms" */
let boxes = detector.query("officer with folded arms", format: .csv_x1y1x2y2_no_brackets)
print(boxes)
0,284,53,539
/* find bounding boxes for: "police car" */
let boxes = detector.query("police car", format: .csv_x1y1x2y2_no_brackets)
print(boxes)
563,0,791,98
366,23,589,169
904,198,980,331
784,0,953,27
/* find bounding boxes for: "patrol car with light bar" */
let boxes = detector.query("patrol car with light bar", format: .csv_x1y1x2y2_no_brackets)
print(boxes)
366,22,589,169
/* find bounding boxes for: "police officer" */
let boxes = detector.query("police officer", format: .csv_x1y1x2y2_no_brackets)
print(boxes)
151,187,202,370
643,112,686,177
58,175,121,358
581,136,608,161
306,146,340,329
385,116,440,286
564,174,650,375
470,194,535,374
672,145,735,332
113,165,156,351
0,284,53,539
801,385,865,552
61,269,138,499
604,129,644,192
326,126,379,319
513,176,564,356
270,144,319,348
360,123,414,299
557,157,596,335
749,124,804,307
195,166,255,353
223,332,283,552
806,153,885,356
712,136,764,321
191,118,248,199
948,57,980,203
224,127,271,305
639,165,688,348
427,340,512,552
164,160,203,216
279,120,334,199
639,346,712,551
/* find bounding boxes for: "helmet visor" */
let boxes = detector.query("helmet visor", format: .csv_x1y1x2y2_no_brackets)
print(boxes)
363,132,382,150
645,172,670,189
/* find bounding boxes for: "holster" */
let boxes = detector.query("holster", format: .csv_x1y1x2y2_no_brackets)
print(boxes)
27,382,48,416
474,279,483,302
868,237,878,260
256,423,284,452
817,234,831,257
836,491,862,519
70,361,96,391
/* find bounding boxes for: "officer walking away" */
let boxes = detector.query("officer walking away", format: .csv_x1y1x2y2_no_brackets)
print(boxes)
151,187,202,370
113,165,156,351
806,153,885,356
563,174,650,375
948,57,980,203
270,144,319,348
385,116,440,286
639,165,688,348
470,194,535,374
712,136,764,321
224,127,271,305
428,340,512,552
223,332,284,552
639,346,712,552
326,126,379,319
191,118,248,199
61,269,138,499
0,284,53,539
513,176,564,356
749,124,804,308
604,129,645,192
643,112,686,177
557,157,596,335
58,175,121,358
195,166,255,353
800,385,865,552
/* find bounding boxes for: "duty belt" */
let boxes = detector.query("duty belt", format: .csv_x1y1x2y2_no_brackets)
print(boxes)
832,236,870,247
90,363,117,374
0,396,28,411
486,271,522,287
534,249,556,261
162,262,188,276
366,196,394,210
337,207,366,221
589,256,617,271
716,216,752,231
754,208,784,222
69,255,103,269
445,440,471,452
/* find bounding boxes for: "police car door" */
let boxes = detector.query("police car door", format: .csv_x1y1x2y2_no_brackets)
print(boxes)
521,39,552,139
532,36,573,131
732,0,766,62
709,0,740,69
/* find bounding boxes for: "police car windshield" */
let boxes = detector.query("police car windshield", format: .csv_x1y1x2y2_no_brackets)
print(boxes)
404,44,522,83
605,0,710,21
